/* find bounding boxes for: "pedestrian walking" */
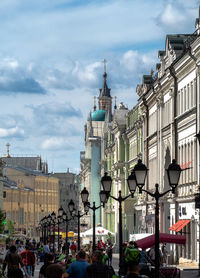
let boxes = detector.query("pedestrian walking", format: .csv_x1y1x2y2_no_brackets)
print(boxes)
39,253,55,278
65,250,89,278
106,243,113,266
2,245,29,278
20,245,35,276
85,250,113,278
45,264,66,278
43,242,50,263
70,241,77,256
126,262,149,278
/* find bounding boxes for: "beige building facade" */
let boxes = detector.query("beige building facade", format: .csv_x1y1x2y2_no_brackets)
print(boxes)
3,166,59,237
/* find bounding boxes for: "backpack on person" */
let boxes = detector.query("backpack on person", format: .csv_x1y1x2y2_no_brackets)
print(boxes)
125,246,140,263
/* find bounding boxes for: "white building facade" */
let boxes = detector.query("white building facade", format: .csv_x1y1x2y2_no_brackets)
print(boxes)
134,12,200,263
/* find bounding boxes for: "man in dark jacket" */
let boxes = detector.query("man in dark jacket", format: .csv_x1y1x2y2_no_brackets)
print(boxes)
85,250,112,278
126,262,149,278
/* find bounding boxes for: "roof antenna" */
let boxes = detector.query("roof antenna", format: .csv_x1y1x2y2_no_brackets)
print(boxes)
114,96,117,109
94,96,96,111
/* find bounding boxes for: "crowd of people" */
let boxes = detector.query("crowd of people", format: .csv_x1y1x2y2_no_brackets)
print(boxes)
0,238,116,278
0,237,169,278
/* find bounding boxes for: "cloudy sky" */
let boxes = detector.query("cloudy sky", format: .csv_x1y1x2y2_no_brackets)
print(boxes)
0,0,198,173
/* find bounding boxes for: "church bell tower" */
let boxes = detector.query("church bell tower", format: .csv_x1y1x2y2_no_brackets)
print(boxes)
98,59,112,119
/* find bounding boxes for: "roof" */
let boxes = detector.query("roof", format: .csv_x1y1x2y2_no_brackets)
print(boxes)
90,110,106,121
5,165,51,177
2,156,41,171
99,73,111,98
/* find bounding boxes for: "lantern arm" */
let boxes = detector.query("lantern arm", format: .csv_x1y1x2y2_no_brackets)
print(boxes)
141,187,175,199
73,211,88,219
140,188,155,198
159,189,174,198
109,193,133,202
63,216,74,223
85,201,103,211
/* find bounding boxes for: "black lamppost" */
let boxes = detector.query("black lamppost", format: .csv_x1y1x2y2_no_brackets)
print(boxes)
68,199,87,251
47,214,52,243
128,159,182,278
43,216,47,244
51,211,56,253
58,207,64,252
39,218,44,243
81,187,107,251
101,173,136,272
62,210,73,255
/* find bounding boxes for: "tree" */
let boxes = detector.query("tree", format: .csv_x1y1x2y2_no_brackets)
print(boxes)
0,208,5,233
6,219,14,236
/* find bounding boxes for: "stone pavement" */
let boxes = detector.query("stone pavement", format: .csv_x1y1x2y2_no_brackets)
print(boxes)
181,269,199,277
33,262,42,278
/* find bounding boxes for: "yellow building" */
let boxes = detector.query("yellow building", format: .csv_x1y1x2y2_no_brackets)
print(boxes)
3,166,59,237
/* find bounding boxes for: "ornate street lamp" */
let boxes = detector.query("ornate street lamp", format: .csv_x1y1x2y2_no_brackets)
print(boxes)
62,211,69,255
101,172,112,194
133,159,148,193
69,200,87,251
167,159,182,193
81,187,89,203
58,207,64,217
57,207,64,252
68,200,75,213
43,216,47,244
47,214,52,243
127,171,137,195
51,212,56,252
99,190,108,206
133,159,182,277
101,172,134,271
84,202,90,213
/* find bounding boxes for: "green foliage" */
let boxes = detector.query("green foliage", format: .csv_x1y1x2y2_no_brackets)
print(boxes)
6,219,14,236
106,232,115,244
6,237,10,245
0,209,5,234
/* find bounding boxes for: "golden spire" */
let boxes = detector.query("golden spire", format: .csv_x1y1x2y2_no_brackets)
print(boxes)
6,143,11,158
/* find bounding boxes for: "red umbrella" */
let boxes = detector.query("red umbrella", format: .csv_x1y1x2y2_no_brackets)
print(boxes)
135,233,186,250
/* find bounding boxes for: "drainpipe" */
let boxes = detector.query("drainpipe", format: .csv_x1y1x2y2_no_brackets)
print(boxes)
169,65,178,264
169,66,178,160
142,96,149,233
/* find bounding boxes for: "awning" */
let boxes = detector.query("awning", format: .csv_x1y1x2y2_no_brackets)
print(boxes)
135,233,186,250
169,220,191,232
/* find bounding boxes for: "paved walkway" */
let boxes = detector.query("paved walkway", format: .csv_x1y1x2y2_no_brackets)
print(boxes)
33,263,42,278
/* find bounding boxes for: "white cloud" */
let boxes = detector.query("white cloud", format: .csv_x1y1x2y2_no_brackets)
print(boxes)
0,0,199,172
0,126,24,138
41,137,69,150
157,0,198,32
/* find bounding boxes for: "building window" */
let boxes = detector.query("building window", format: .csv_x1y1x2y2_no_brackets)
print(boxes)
191,81,194,108
184,86,187,112
187,84,190,110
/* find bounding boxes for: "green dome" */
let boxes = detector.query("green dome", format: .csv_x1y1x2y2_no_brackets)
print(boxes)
90,110,106,121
